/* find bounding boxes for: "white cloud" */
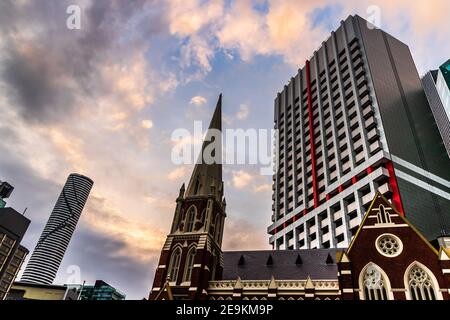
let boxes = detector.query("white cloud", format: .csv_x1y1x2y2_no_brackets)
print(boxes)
232,170,252,189
190,95,207,106
253,183,271,193
166,0,450,78
180,35,216,79
141,119,153,129
167,0,224,37
168,166,188,181
159,73,179,93
236,104,250,120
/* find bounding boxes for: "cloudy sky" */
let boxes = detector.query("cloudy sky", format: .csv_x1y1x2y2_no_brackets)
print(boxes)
0,0,449,299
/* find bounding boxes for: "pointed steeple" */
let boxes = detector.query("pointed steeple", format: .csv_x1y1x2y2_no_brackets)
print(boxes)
185,94,223,201
305,276,314,289
178,183,185,199
208,93,222,131
326,253,334,264
266,254,274,266
238,255,245,266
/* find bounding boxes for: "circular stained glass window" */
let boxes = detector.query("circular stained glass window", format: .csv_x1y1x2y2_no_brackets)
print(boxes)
376,234,403,257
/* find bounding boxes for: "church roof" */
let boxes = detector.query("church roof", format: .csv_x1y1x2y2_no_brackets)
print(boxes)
222,249,342,281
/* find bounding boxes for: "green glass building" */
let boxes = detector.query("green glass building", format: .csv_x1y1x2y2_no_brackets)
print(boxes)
78,280,126,300
0,181,14,209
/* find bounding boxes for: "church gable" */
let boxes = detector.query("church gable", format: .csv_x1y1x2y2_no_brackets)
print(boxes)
341,192,445,300
347,192,438,259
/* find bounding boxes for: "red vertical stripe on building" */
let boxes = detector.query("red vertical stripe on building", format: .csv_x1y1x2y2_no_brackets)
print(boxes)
305,60,319,208
386,161,405,216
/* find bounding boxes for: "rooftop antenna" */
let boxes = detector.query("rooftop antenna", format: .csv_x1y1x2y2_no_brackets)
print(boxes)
23,208,28,216
77,280,86,300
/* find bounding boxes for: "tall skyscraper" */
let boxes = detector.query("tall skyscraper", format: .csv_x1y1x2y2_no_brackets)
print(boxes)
0,188,30,300
422,59,450,158
21,174,93,284
268,15,450,250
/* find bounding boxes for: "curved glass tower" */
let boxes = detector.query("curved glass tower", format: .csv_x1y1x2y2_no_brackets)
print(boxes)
21,173,93,284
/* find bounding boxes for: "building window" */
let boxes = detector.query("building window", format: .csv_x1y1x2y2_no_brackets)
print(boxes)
376,205,391,224
168,247,182,283
185,206,196,232
183,247,197,282
360,263,391,300
406,263,440,300
376,234,403,257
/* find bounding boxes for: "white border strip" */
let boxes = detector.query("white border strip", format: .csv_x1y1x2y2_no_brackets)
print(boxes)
391,155,450,189
395,170,450,200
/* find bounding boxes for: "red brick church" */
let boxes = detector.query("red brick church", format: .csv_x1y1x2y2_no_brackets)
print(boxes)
149,96,450,300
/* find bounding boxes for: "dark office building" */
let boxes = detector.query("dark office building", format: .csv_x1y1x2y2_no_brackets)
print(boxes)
0,181,14,209
269,15,450,250
79,280,125,300
0,203,31,299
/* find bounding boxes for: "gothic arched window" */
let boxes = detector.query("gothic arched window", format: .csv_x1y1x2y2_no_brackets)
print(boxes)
168,247,182,283
360,263,390,300
185,206,196,232
183,246,197,282
406,263,439,300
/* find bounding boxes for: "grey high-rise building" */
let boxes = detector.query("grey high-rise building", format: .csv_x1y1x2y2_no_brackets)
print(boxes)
268,15,450,250
21,174,93,284
0,181,30,300
0,208,30,300
422,59,450,158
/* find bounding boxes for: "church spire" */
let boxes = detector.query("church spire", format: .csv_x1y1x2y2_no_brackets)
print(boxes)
185,94,223,201
149,94,226,300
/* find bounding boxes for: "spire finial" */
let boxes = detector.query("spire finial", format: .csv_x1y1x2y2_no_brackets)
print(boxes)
185,94,223,200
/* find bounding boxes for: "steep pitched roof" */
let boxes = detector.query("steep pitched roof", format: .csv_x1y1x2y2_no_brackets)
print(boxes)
222,249,342,280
